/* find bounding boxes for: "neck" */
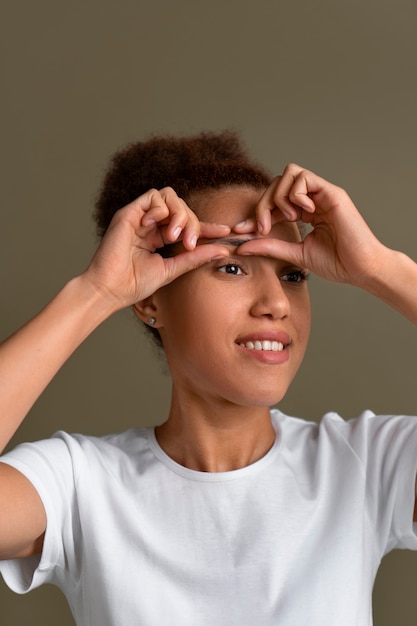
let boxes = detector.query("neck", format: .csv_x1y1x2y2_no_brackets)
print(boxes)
155,388,276,473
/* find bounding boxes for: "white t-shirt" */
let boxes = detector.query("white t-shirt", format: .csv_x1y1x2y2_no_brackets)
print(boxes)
1,409,417,625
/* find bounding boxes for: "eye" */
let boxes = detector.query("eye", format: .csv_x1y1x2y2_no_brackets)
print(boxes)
217,263,245,275
281,270,309,283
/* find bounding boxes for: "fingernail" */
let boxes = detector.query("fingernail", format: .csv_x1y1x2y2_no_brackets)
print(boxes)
173,226,182,239
143,217,156,226
190,234,197,248
235,220,247,228
257,220,264,234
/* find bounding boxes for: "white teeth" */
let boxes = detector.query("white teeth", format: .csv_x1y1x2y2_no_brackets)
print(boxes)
239,340,284,352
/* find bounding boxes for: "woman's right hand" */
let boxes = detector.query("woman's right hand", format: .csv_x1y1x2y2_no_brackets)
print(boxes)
0,187,231,453
84,187,231,311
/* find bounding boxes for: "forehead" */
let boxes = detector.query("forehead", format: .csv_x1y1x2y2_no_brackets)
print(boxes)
190,186,301,244
189,186,262,224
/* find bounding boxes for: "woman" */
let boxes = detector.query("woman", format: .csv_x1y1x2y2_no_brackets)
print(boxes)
0,131,417,625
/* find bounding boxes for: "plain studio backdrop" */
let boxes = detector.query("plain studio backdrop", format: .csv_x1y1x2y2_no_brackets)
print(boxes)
1,0,416,624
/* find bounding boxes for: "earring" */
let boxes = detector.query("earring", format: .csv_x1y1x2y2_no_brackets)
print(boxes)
148,317,156,325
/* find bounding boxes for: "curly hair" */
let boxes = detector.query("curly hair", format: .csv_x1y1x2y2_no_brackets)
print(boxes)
94,130,272,348
94,130,271,236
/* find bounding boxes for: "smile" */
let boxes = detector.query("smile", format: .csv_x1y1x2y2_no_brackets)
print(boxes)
239,340,284,352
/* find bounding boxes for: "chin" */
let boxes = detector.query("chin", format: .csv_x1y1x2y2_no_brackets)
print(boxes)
230,387,290,409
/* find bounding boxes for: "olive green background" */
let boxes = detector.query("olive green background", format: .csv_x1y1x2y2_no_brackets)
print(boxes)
1,0,416,623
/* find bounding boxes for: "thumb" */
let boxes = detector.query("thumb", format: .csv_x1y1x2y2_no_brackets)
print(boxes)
237,238,306,268
162,244,231,283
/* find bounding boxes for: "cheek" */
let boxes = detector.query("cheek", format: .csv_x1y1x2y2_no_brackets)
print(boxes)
155,282,210,340
297,296,311,340
158,283,239,357
288,288,311,330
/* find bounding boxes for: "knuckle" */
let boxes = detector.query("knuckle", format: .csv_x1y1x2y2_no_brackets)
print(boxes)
143,188,164,207
159,186,177,198
145,188,160,200
284,163,310,180
284,163,299,174
117,204,136,221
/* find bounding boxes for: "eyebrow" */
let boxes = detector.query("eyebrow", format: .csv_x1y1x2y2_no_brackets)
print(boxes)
160,237,253,258
204,237,252,247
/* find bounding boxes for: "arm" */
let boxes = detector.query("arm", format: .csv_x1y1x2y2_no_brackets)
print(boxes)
0,187,231,558
236,165,417,519
0,275,117,451
358,248,417,325
235,164,417,325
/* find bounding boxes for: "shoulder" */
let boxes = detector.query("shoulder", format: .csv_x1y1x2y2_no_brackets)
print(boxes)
0,427,154,485
271,408,417,464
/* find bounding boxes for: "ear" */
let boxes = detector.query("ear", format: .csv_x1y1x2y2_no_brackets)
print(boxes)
132,296,162,328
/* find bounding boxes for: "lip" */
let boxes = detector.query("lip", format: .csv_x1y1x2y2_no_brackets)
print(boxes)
235,331,291,365
236,331,291,346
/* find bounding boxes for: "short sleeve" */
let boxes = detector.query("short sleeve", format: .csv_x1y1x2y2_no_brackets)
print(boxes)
0,432,83,594
335,411,417,555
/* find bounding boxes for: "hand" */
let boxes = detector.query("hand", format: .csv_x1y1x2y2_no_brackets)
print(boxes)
234,163,387,287
84,187,231,310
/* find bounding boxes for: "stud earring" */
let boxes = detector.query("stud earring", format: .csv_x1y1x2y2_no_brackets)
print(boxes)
148,317,156,325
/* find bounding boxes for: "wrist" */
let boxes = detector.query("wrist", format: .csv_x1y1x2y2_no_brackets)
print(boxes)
357,246,417,324
64,274,123,329
358,246,404,295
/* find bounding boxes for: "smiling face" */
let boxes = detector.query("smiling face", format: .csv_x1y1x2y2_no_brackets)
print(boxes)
152,186,311,408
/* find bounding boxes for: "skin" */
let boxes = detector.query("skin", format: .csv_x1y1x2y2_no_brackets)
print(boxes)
141,187,311,472
1,163,417,560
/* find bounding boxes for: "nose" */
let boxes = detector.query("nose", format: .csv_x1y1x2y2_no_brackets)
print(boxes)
249,272,290,320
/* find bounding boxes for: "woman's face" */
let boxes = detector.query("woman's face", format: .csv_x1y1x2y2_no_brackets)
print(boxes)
153,186,311,408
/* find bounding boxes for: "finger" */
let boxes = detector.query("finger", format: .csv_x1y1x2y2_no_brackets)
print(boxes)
139,189,171,226
156,189,211,250
236,238,306,268
181,219,231,251
232,217,258,234
282,164,325,212
110,190,168,235
181,210,202,250
139,188,199,248
159,188,195,244
286,168,319,213
233,211,289,235
260,166,315,226
255,175,303,234
199,222,231,238
163,244,230,283
255,179,280,234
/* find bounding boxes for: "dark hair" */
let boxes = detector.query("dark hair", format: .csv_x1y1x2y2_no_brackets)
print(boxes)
94,130,272,346
94,130,271,236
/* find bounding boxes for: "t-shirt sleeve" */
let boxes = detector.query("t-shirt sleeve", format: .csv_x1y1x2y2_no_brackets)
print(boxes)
337,411,417,555
0,432,82,594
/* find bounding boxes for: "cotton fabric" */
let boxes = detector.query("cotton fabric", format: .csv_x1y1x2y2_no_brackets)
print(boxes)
1,409,417,625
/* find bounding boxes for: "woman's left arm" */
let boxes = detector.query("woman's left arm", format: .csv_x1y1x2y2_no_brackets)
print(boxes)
235,163,417,326
357,248,417,326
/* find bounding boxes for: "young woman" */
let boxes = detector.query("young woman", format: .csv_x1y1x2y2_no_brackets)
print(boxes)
1,131,417,625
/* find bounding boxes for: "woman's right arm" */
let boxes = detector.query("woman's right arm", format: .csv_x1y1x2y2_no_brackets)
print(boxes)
0,188,230,558
0,273,120,451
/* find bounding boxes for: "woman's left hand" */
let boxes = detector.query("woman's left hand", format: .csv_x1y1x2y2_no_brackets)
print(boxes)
234,163,388,288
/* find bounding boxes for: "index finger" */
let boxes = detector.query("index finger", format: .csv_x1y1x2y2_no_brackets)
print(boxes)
235,174,299,236
232,176,286,236
199,222,231,239
257,166,318,234
237,237,306,268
